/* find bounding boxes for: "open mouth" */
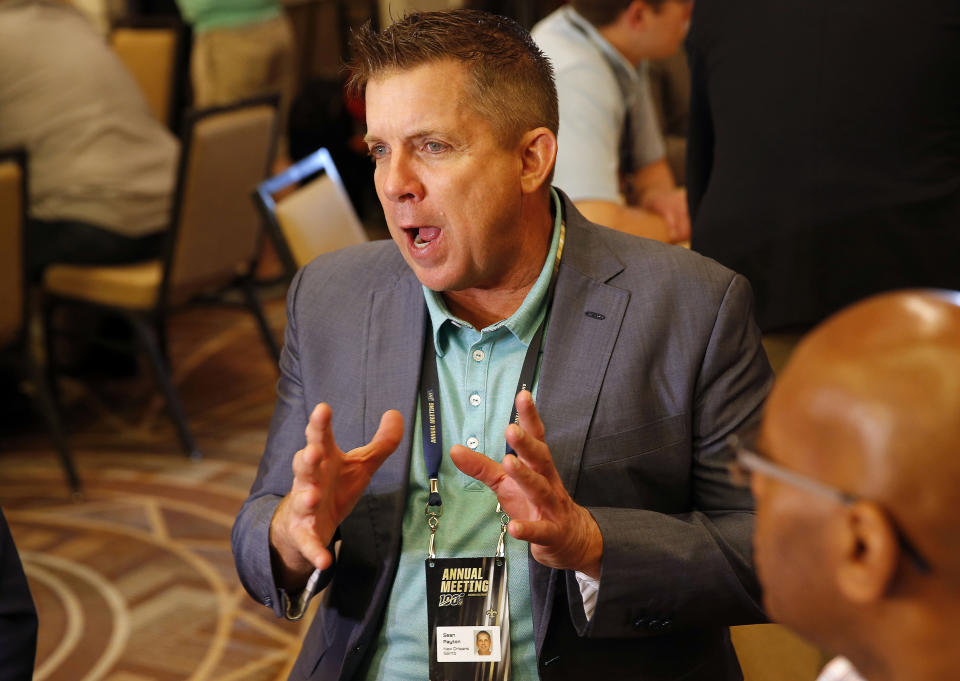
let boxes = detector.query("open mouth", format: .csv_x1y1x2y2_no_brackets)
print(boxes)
406,226,441,249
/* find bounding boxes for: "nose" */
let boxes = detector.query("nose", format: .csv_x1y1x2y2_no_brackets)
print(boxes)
378,150,424,203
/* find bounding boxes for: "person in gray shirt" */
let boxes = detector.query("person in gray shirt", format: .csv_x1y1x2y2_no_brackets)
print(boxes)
532,0,692,244
0,0,178,278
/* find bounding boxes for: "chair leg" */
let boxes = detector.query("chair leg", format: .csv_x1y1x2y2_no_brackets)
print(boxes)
25,302,83,498
155,318,170,366
241,278,281,364
129,317,202,460
29,360,83,499
29,294,82,497
40,296,63,407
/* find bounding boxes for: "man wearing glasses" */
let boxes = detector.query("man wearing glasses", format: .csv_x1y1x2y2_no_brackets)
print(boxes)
729,290,960,681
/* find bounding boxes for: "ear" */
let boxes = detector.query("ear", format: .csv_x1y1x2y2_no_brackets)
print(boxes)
518,127,557,195
834,501,900,604
623,0,652,29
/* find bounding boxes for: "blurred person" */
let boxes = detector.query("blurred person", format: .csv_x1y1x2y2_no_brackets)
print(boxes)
532,0,693,243
0,0,178,279
0,508,38,681
647,51,690,183
687,0,960,342
232,9,772,681
732,290,960,681
175,0,295,156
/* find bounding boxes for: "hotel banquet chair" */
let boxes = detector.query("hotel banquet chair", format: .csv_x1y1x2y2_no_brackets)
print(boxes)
41,95,281,460
110,19,185,129
253,147,368,279
732,624,828,681
0,148,82,496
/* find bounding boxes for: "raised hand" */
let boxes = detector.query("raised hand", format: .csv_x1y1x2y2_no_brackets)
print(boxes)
270,403,403,590
449,391,603,579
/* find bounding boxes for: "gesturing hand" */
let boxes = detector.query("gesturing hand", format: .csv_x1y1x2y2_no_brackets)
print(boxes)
270,403,403,590
449,391,603,579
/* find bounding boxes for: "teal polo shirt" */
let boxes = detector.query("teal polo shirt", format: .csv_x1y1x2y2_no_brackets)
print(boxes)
362,190,563,680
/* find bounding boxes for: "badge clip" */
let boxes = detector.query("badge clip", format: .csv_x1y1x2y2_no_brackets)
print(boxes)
495,503,509,562
426,478,443,562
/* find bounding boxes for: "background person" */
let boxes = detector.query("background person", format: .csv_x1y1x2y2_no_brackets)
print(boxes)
532,0,693,243
174,0,295,156
737,290,960,681
686,0,960,355
0,0,178,279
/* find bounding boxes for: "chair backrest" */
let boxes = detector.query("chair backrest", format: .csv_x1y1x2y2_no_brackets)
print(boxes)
163,96,279,306
110,25,179,127
0,149,27,347
254,147,368,275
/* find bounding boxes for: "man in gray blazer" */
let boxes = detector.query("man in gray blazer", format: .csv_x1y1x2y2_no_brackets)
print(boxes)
233,9,770,680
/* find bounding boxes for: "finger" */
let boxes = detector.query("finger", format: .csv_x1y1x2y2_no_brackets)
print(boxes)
305,403,340,454
505,421,555,479
507,518,559,546
291,443,326,484
349,409,404,467
673,213,692,242
515,390,546,441
502,452,557,510
449,444,505,489
271,495,333,571
663,209,680,231
294,530,334,572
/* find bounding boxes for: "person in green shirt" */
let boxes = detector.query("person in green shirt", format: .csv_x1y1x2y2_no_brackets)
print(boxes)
175,0,294,152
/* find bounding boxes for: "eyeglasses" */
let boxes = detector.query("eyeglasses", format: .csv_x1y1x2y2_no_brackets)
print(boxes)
727,432,931,574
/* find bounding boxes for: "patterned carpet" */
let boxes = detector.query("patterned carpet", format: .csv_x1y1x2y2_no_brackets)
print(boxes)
0,298,316,681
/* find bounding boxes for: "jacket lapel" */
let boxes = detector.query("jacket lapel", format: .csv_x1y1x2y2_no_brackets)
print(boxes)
531,195,630,653
362,266,426,560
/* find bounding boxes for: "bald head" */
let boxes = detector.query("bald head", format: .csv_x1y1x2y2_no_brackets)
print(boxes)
764,290,960,575
751,291,960,678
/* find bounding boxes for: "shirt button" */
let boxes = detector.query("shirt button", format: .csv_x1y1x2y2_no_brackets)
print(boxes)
469,392,482,407
472,349,485,362
466,436,480,450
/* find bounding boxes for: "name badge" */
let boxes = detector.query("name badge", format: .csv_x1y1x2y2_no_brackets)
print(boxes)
425,556,510,680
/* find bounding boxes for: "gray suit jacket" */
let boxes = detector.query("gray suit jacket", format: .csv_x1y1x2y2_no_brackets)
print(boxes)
233,195,771,680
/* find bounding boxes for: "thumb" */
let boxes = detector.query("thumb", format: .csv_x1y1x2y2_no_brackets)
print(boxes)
364,409,404,464
449,445,499,487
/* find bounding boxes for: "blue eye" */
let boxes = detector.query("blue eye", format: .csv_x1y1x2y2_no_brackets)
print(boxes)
368,143,388,160
424,141,447,153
